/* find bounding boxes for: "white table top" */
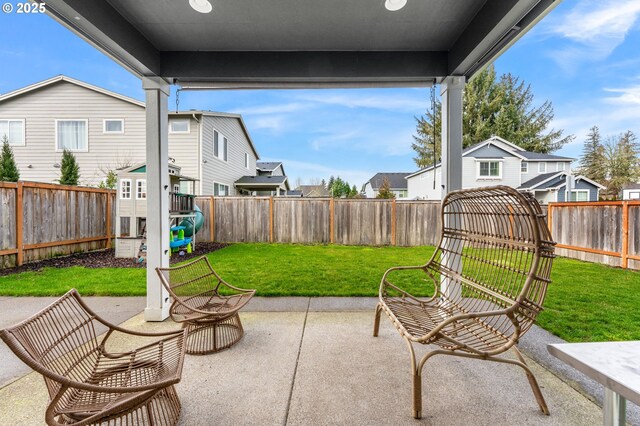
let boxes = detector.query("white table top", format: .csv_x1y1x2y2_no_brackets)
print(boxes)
548,341,640,406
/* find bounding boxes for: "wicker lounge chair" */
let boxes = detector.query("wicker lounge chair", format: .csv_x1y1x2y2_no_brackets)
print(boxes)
0,289,187,426
373,186,555,419
156,256,256,355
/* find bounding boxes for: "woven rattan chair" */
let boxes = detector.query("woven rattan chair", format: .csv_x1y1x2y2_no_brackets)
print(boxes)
0,289,187,426
156,256,256,355
373,186,555,419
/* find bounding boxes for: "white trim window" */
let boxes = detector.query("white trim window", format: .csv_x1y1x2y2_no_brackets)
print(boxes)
103,119,124,134
56,119,88,152
570,190,589,202
477,160,502,179
213,131,228,162
169,119,190,134
0,119,25,146
557,162,566,171
213,182,230,196
521,162,528,173
538,162,547,173
120,179,132,199
244,152,249,169
136,179,147,199
629,192,640,200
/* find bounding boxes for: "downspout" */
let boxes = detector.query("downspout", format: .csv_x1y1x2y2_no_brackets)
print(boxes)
193,113,202,195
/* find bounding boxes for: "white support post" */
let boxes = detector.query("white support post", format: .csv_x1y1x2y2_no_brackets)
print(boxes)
440,76,465,301
142,76,171,322
603,388,626,426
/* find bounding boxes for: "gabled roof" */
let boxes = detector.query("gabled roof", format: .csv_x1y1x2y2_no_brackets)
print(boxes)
256,162,283,171
624,183,640,190
296,185,330,197
0,75,145,107
518,151,573,161
366,172,412,190
519,172,605,191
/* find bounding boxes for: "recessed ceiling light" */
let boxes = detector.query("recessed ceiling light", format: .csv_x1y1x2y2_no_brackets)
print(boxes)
385,0,407,11
189,0,212,14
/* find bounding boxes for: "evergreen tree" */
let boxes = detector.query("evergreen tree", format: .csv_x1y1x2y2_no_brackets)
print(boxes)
59,149,80,185
98,170,118,189
412,65,573,168
350,184,358,198
0,136,20,182
603,131,640,198
327,176,335,195
578,126,606,183
321,179,327,189
376,177,395,199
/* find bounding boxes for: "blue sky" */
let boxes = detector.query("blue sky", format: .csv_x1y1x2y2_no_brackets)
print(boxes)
1,0,639,187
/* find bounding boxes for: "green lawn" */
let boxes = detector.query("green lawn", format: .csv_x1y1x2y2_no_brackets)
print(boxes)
1,243,639,343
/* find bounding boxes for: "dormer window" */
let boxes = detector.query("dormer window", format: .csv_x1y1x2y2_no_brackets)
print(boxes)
477,160,501,179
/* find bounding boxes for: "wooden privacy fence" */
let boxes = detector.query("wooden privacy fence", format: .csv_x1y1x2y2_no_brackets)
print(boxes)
548,201,640,269
194,197,442,247
0,181,115,268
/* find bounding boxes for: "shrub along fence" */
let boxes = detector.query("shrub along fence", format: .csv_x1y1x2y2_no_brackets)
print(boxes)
0,181,115,268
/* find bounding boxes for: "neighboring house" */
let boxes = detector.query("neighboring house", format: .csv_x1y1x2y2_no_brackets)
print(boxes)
0,75,260,196
363,172,411,198
406,136,603,203
296,185,330,197
622,183,640,200
240,161,291,195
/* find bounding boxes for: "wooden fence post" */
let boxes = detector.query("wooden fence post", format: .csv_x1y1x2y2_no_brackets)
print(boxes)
547,204,553,239
16,181,24,266
209,196,215,242
269,196,274,243
329,198,335,244
622,201,629,269
391,199,397,246
105,192,112,249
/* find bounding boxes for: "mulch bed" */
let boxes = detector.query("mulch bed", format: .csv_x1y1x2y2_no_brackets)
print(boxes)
0,242,229,277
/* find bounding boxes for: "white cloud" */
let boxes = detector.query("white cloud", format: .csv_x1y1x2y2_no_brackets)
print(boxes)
604,85,640,105
543,0,640,72
231,102,312,115
309,125,414,157
295,92,426,113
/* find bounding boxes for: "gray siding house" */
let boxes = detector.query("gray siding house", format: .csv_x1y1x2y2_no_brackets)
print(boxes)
0,76,260,195
406,136,603,203
363,172,411,198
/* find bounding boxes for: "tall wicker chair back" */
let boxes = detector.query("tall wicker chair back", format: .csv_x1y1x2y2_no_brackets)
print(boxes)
156,256,255,355
0,289,187,426
373,186,555,419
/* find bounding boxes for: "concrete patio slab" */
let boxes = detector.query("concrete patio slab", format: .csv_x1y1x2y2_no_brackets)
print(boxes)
0,308,603,425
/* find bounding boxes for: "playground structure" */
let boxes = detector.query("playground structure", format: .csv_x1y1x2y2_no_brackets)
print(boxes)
115,163,202,260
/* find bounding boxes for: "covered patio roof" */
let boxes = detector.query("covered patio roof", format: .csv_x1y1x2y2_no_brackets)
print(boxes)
37,0,561,321
42,0,557,87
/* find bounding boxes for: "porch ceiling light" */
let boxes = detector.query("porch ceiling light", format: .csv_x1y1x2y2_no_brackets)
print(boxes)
189,0,212,14
385,0,407,11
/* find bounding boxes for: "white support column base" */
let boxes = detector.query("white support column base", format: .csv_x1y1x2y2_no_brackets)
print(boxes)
143,76,171,322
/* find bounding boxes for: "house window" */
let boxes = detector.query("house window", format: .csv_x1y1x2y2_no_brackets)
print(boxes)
169,119,190,133
136,217,146,237
103,119,124,134
557,162,566,171
214,182,229,196
56,119,88,151
570,190,589,202
136,179,147,199
0,119,25,146
477,161,501,178
521,162,528,173
120,217,130,237
120,179,131,199
630,192,640,200
397,190,408,198
173,184,180,193
538,162,547,173
213,131,228,161
244,153,249,169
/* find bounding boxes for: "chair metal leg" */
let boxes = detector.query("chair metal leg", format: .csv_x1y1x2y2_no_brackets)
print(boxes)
373,303,382,337
413,372,422,419
511,346,550,415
